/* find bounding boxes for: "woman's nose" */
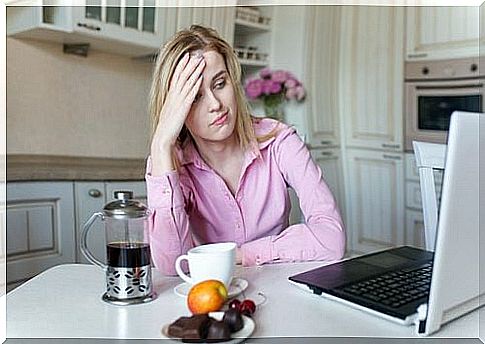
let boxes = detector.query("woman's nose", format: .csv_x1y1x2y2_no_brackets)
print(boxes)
206,90,222,112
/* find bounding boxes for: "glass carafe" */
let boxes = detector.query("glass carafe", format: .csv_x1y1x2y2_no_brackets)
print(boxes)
81,191,156,305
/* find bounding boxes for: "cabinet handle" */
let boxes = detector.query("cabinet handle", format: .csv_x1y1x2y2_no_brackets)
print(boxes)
383,154,401,161
320,140,332,145
382,143,400,149
320,151,333,157
77,22,101,31
88,189,102,198
407,53,428,58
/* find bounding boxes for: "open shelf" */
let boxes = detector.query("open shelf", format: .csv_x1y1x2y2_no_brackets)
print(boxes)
235,18,271,33
239,58,268,67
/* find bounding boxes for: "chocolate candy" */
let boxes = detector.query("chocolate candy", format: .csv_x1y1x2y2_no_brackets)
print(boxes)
167,314,211,341
206,320,231,342
222,308,244,333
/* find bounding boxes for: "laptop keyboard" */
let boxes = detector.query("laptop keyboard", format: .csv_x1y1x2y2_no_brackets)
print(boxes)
338,262,433,309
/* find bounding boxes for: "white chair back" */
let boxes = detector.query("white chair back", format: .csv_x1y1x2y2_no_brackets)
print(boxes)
412,141,446,251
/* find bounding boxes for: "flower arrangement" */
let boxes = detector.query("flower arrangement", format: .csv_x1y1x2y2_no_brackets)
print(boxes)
244,68,306,121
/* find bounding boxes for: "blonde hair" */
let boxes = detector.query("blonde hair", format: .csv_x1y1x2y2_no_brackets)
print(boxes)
148,25,259,160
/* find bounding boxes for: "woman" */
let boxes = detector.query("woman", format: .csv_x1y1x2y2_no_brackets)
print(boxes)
146,25,345,276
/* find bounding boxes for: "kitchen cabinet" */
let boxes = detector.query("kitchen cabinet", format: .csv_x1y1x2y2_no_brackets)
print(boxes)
6,182,76,290
176,6,236,46
7,3,178,56
346,149,405,254
6,180,147,290
304,6,341,148
405,6,479,61
340,6,404,151
311,147,345,220
75,180,147,264
72,2,177,52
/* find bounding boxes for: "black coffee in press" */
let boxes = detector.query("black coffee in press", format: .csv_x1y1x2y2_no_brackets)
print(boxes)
107,242,151,267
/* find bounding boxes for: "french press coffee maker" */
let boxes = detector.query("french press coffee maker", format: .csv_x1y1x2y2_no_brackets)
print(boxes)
81,191,157,305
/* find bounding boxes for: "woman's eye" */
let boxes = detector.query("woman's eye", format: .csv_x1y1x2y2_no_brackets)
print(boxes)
215,80,225,89
193,94,202,104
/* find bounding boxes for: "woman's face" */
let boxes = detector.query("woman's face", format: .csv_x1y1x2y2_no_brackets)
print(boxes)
184,50,237,144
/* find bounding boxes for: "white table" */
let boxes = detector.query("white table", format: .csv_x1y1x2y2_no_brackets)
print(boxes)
6,262,482,339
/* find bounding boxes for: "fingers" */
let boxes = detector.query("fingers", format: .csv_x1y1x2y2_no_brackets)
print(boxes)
177,55,205,92
183,58,205,95
185,73,204,106
170,52,189,88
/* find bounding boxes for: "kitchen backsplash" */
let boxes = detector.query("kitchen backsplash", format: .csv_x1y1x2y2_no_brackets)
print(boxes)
7,37,153,159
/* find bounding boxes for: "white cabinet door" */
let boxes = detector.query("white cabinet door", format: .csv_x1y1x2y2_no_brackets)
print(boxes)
176,5,236,46
304,6,341,148
311,148,345,219
74,182,106,264
405,209,426,249
6,182,76,287
346,149,405,254
7,5,177,56
72,3,177,50
75,180,147,265
406,6,479,61
340,6,404,151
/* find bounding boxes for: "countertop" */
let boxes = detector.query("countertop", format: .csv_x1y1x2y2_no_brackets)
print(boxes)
7,154,146,181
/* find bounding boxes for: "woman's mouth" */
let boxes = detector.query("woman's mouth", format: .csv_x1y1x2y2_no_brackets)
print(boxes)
211,111,228,126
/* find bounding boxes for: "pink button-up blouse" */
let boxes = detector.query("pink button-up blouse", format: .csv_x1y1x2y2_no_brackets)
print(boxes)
145,118,346,275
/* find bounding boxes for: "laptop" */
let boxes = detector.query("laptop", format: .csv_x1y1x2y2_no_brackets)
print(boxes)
289,111,484,336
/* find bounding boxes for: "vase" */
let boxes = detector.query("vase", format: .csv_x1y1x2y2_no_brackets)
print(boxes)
263,103,284,122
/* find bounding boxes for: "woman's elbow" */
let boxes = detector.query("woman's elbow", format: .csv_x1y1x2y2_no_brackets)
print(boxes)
331,225,347,261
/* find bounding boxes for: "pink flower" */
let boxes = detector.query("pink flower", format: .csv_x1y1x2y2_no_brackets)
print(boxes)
262,79,276,95
245,79,263,99
295,85,306,101
285,87,297,100
259,68,272,79
271,70,288,83
269,80,282,94
244,68,305,104
284,78,298,89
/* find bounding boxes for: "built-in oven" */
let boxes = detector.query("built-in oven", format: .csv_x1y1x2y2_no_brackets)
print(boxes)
404,57,483,151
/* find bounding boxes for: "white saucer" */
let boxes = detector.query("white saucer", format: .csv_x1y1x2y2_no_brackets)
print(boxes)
173,278,248,299
161,311,255,344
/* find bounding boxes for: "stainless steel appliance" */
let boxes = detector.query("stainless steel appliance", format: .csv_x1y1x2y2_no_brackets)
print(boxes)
81,191,157,305
404,57,483,151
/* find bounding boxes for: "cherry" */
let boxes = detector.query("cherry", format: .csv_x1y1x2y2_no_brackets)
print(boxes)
239,299,256,316
228,299,241,310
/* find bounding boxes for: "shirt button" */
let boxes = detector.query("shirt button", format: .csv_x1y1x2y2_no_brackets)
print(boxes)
162,189,171,195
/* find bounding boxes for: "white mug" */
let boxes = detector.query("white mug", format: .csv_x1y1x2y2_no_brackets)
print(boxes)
175,242,236,288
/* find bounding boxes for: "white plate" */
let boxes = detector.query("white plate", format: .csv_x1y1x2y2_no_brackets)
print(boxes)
161,311,255,344
174,278,248,299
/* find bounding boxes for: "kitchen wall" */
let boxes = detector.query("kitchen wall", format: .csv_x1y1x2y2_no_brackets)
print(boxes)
7,37,153,159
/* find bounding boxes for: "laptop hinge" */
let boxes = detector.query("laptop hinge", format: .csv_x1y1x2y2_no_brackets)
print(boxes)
416,303,428,335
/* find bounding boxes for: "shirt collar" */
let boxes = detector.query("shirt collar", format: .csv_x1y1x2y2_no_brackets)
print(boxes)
178,118,279,170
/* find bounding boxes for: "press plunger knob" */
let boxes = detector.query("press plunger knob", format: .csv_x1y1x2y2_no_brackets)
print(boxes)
114,191,133,201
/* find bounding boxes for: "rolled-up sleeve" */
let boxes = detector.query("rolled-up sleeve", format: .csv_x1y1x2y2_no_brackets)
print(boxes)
240,127,346,265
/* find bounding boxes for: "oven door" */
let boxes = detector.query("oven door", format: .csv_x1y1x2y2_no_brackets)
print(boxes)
405,78,483,151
